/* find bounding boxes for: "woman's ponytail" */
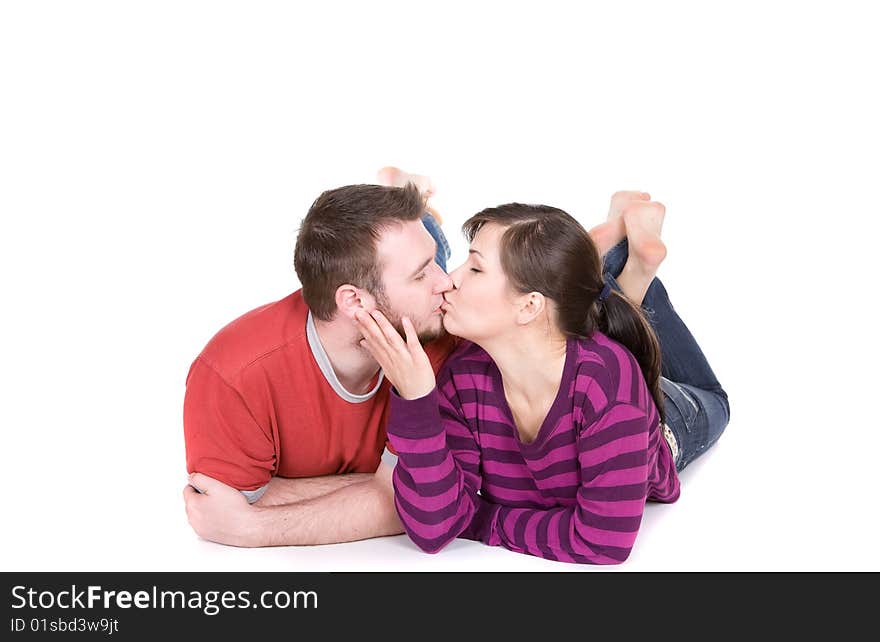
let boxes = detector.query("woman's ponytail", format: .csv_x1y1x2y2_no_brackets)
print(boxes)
594,287,665,425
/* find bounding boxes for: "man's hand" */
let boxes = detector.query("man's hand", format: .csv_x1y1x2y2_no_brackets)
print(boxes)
183,473,265,547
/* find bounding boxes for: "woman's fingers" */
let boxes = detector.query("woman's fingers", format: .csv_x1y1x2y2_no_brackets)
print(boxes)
354,309,409,367
355,312,391,359
354,311,436,399
356,310,389,345
402,317,427,361
402,316,419,347
369,310,407,351
368,310,415,362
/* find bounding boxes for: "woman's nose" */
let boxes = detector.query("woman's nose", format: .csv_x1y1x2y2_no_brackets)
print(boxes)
443,264,464,291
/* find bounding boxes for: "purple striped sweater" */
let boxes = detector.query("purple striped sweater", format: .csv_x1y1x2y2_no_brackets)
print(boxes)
386,331,680,565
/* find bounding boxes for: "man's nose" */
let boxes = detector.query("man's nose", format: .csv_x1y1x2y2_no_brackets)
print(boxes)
435,265,454,293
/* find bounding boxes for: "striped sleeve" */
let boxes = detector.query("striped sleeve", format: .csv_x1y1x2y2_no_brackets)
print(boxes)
386,387,485,554
483,402,651,564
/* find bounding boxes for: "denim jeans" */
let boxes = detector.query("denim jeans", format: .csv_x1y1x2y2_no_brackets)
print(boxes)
422,213,451,273
602,239,730,473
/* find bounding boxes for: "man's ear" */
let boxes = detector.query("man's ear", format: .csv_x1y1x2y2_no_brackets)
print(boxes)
515,291,546,326
335,284,376,321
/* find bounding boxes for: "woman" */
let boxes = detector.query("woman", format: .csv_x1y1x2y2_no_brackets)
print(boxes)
355,200,730,564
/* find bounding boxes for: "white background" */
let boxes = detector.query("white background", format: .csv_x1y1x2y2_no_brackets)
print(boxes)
2,1,877,572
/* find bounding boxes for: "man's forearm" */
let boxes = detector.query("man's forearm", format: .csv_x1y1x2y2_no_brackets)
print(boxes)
250,476,404,546
254,472,373,507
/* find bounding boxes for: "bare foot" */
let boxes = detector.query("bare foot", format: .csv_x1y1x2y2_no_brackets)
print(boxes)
616,201,667,306
376,166,436,199
623,201,667,270
588,190,651,256
376,166,442,224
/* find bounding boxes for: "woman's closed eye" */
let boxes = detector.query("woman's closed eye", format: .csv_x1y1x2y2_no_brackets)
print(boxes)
469,268,482,274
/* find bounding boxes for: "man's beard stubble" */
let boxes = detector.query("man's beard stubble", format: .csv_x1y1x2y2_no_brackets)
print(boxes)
373,291,446,345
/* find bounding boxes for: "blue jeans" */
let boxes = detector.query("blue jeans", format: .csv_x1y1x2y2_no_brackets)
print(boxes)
603,239,730,473
422,213,451,273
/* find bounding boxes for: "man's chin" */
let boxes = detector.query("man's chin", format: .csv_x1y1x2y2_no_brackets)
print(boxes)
417,319,447,344
380,304,446,344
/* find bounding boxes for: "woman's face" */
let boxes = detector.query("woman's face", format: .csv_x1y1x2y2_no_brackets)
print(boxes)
442,223,521,342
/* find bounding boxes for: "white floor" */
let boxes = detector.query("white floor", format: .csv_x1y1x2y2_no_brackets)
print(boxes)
2,1,878,572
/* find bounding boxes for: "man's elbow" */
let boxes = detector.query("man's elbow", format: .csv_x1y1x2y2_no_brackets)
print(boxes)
355,477,403,536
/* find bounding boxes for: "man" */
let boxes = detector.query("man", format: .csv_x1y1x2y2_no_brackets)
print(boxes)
183,169,650,547
183,174,458,547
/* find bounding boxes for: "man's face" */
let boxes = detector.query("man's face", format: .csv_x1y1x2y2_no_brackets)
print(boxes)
373,220,453,343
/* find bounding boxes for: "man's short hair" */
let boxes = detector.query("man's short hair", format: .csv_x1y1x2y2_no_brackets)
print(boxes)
294,183,426,321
